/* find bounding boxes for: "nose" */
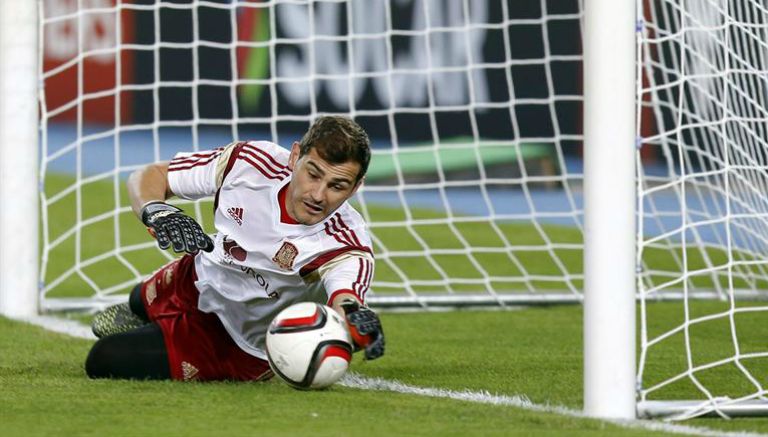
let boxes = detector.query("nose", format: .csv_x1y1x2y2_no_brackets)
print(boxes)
310,183,325,203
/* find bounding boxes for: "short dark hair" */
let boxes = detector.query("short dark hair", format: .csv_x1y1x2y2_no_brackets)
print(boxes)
298,116,371,182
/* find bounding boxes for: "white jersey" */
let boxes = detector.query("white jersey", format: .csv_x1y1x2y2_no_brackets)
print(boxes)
166,141,374,359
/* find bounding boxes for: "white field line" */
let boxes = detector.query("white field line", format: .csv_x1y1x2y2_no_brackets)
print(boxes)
339,373,765,437
16,315,96,339
16,315,766,437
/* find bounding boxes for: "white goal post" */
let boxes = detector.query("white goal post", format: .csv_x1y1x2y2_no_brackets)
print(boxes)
4,0,768,422
582,0,636,419
0,0,39,318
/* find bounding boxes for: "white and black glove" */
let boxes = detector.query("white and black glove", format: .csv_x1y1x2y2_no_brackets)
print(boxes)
141,201,214,254
341,301,385,360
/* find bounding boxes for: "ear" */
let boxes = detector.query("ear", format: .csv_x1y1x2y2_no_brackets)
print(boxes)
350,175,365,196
288,141,301,170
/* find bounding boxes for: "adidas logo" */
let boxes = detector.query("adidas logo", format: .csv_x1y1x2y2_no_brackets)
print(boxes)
182,361,199,380
227,207,244,225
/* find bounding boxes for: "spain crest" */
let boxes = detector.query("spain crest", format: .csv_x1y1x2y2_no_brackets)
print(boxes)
272,241,298,270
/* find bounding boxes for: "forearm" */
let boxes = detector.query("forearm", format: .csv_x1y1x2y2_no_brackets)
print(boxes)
127,162,174,218
329,290,362,317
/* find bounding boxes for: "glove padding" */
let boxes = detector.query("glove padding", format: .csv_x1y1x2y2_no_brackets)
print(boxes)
141,201,214,254
342,301,385,360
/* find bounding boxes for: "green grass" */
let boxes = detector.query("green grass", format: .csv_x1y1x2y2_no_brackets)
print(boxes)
6,305,768,435
28,173,768,434
0,310,671,437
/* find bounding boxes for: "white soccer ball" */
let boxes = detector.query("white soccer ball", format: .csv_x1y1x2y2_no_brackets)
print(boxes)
266,302,353,390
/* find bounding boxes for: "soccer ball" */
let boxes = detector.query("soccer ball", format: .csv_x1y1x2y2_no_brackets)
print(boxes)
266,302,353,390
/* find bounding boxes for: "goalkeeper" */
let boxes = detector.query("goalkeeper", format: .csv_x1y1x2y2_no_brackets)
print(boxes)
85,116,384,381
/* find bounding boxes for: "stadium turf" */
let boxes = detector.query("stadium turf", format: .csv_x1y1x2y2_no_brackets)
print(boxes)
21,173,768,434
5,306,768,435
0,311,683,436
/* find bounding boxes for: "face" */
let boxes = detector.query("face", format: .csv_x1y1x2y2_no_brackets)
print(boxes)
285,142,363,226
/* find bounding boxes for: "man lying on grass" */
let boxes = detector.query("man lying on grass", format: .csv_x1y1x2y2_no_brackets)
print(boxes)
86,116,384,380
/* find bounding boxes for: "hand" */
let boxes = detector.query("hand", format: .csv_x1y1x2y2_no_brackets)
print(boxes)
341,301,385,360
141,201,214,254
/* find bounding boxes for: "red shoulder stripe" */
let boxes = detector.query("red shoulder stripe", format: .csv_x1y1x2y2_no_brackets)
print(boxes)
240,148,291,178
168,148,223,168
324,221,349,246
170,154,216,167
168,153,222,172
334,214,362,247
329,217,356,247
170,148,222,164
243,143,289,170
238,155,287,180
183,148,224,159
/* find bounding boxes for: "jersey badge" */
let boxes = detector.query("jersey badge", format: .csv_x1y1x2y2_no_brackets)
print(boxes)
223,236,247,262
272,241,298,270
227,207,244,225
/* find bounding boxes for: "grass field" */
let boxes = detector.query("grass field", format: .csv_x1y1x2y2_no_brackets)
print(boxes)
5,305,768,435
14,173,768,434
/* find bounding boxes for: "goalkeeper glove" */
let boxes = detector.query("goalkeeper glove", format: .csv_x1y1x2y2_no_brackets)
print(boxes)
341,301,385,360
141,201,214,254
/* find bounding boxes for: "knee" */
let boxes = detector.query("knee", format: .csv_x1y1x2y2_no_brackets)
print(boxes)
85,337,111,378
129,283,149,322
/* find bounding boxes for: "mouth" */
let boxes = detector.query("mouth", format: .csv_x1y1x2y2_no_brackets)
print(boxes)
303,200,323,215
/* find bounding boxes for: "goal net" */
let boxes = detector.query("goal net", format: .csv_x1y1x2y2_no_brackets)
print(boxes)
38,0,584,310
35,0,768,419
637,0,768,419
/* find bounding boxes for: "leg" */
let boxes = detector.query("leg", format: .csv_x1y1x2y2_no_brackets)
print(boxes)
92,282,151,338
96,254,271,381
85,323,171,380
129,283,149,321
91,287,149,338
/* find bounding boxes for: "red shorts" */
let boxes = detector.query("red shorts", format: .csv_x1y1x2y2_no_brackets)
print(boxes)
140,254,273,382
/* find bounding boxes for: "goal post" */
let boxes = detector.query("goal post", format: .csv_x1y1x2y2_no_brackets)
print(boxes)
582,0,636,419
0,0,39,318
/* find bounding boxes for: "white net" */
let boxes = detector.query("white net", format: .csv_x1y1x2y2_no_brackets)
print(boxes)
37,0,768,419
637,0,768,419
39,0,585,310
